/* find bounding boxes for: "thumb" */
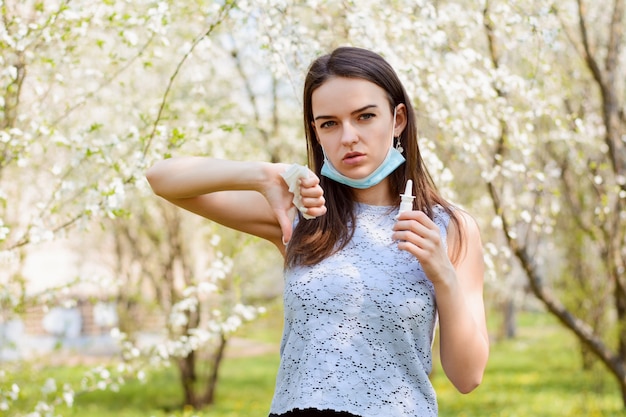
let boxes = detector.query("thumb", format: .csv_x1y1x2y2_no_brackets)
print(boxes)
276,206,297,245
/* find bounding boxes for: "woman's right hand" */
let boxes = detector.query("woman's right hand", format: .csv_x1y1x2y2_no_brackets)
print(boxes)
262,163,326,244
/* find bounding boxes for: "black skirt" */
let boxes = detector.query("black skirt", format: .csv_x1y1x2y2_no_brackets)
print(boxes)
269,409,361,417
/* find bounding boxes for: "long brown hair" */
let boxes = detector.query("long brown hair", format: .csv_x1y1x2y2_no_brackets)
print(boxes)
286,46,461,268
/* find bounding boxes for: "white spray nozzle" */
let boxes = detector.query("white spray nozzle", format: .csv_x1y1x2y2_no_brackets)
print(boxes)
398,179,415,216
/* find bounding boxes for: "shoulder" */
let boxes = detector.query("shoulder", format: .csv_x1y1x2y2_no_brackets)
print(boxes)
453,208,481,236
446,207,484,266
432,204,479,234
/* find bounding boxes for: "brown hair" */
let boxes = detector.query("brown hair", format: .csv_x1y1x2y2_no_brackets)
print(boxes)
286,46,461,267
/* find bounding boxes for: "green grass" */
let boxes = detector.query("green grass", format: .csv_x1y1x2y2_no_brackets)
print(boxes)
431,311,623,416
4,309,624,416
58,355,281,417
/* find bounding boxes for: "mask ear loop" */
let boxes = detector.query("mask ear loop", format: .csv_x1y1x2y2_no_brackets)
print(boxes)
315,124,331,167
320,143,330,164
392,107,404,154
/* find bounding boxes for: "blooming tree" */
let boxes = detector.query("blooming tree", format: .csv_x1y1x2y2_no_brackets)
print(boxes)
479,0,626,405
0,0,266,414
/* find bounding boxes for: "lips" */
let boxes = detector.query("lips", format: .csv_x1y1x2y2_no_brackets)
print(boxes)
342,152,365,165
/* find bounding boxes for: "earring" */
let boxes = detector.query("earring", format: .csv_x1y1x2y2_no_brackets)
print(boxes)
395,137,404,154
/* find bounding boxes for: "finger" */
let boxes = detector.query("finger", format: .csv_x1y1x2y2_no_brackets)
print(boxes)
396,224,441,244
276,207,296,244
396,240,434,266
393,228,445,263
392,230,422,247
300,175,320,188
393,220,430,237
301,193,325,207
304,204,327,218
396,210,435,225
395,213,438,234
300,183,324,199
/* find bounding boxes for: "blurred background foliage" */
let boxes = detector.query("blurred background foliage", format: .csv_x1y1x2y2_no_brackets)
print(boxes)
0,0,624,415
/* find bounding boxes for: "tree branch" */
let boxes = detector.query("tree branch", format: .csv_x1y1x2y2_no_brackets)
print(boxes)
142,0,236,157
228,42,281,163
576,0,605,86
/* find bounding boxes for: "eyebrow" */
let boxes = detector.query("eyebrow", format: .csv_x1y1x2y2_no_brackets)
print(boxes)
313,104,379,121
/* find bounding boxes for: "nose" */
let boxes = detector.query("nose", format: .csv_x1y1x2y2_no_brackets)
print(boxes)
340,121,359,146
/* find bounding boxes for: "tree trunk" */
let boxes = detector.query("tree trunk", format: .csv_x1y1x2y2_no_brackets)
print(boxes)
199,334,228,407
617,280,626,407
178,350,198,407
580,344,598,371
502,298,517,339
176,334,228,409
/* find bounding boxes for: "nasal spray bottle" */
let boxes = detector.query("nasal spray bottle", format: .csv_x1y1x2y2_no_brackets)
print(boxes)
397,179,415,218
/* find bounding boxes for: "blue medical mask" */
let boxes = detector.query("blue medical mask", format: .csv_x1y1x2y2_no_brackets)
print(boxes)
320,108,405,189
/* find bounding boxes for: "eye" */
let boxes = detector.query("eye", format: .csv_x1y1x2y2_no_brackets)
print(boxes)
320,120,337,129
359,113,376,121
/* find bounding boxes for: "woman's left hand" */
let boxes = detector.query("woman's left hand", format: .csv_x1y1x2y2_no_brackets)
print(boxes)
394,209,489,393
392,210,455,285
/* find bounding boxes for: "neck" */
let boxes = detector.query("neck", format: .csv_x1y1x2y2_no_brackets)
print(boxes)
352,179,395,206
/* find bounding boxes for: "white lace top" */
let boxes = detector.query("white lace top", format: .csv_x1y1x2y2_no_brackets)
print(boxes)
270,203,451,417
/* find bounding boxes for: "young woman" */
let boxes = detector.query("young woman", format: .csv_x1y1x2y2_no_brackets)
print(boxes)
146,46,489,417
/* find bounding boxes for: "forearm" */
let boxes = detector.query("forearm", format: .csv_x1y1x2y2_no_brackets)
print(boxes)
434,275,489,393
146,157,270,199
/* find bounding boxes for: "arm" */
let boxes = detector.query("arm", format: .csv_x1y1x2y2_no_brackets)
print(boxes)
393,210,489,393
145,157,326,253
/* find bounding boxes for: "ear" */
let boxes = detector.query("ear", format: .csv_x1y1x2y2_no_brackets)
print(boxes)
393,103,408,137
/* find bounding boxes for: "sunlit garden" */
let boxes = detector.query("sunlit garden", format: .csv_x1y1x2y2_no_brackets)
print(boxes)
2,0,625,416
3,308,623,416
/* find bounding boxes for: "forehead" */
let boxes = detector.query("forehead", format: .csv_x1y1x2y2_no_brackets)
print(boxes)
311,77,389,115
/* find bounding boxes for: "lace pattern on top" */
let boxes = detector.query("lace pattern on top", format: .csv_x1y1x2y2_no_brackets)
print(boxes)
270,204,451,417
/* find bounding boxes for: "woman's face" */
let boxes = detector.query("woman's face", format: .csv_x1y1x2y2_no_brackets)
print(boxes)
311,77,405,180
